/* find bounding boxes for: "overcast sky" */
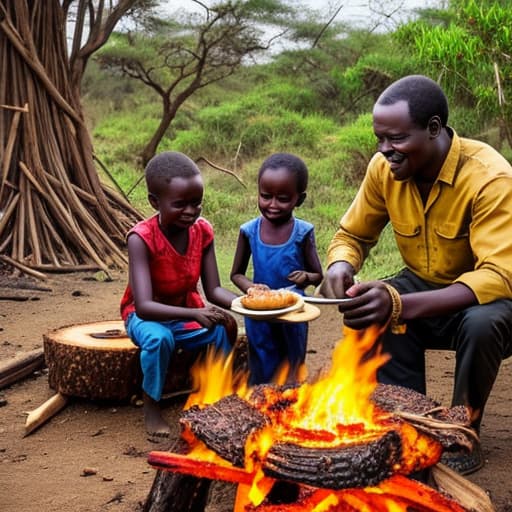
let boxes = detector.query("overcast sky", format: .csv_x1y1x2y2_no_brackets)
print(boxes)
164,0,440,29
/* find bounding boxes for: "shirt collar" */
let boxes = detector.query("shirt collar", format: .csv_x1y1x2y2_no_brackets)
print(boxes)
437,127,460,186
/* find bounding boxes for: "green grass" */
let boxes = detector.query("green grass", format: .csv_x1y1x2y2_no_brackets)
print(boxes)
90,95,405,286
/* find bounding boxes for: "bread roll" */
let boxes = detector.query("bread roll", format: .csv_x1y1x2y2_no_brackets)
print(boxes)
240,286,298,310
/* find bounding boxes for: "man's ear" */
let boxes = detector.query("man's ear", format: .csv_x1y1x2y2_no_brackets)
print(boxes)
296,192,307,207
148,193,159,210
428,115,442,138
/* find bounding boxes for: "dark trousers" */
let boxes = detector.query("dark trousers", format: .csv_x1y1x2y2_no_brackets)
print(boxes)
377,268,512,431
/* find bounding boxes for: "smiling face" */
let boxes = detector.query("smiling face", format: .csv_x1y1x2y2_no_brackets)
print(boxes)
373,100,440,182
151,174,204,230
258,167,305,225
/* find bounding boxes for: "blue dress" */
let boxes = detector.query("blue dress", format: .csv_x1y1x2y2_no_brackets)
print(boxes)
241,216,316,385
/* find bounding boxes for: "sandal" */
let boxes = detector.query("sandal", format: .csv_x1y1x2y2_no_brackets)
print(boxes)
440,442,485,476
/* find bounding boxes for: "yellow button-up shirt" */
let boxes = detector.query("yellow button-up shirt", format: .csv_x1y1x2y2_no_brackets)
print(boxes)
327,130,512,303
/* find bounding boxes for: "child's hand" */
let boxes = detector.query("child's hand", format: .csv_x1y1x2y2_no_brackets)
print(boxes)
192,305,226,328
287,270,310,288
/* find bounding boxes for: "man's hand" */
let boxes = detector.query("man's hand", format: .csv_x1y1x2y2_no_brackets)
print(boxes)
318,261,356,298
338,281,393,329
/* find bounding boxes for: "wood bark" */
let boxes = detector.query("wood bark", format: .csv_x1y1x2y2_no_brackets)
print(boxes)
42,320,236,401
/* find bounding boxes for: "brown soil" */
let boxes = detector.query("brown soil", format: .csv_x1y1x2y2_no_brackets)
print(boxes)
1,269,511,511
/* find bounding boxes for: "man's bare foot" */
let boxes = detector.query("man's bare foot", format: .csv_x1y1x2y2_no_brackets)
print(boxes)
143,393,171,440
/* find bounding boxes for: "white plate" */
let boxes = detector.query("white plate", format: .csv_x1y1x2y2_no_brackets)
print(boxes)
231,294,304,319
302,296,355,305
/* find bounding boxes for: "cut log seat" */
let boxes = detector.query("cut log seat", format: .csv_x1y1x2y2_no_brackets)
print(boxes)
43,320,247,402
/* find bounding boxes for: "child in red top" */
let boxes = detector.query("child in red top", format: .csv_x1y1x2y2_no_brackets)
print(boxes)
120,151,237,439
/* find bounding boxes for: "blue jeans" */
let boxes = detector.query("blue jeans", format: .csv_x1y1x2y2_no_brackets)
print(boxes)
125,312,232,401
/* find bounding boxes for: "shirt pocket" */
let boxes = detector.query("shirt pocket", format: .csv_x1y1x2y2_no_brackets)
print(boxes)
392,221,421,239
434,222,472,275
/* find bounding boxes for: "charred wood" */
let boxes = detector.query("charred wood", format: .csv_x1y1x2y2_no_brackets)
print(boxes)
180,394,269,467
263,430,402,490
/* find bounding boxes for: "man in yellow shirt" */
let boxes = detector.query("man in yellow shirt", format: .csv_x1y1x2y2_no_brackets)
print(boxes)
322,75,512,475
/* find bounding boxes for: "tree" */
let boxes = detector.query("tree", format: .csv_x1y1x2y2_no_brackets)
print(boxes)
395,0,512,147
0,1,155,275
96,0,294,166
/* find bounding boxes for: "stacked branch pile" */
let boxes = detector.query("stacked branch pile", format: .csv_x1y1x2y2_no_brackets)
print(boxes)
0,1,142,274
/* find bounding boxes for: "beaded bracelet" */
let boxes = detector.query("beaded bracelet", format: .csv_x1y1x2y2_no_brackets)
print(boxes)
382,283,407,334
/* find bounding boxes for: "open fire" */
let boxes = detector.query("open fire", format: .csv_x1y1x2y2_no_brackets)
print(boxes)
148,326,479,511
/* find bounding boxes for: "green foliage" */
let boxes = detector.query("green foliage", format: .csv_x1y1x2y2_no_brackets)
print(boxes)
395,0,512,142
87,1,512,287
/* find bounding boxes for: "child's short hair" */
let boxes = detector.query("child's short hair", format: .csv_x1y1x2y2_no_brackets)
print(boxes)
145,151,200,195
258,152,308,194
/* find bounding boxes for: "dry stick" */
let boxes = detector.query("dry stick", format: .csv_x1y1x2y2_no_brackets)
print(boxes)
0,14,81,124
0,109,22,200
43,130,128,267
0,103,29,112
64,116,123,237
37,201,64,266
0,231,12,253
35,162,105,267
44,171,98,205
393,411,480,441
102,184,143,220
0,348,45,389
37,198,78,266
196,156,247,188
31,264,104,273
93,153,131,203
24,393,69,437
0,190,19,234
0,255,47,281
15,172,26,262
36,169,109,271
26,184,42,265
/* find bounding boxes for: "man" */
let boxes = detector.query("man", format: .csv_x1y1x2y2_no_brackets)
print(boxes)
321,74,512,475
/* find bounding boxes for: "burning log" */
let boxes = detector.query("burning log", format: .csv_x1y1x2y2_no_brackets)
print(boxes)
181,394,269,467
144,439,211,512
372,384,476,452
263,430,402,490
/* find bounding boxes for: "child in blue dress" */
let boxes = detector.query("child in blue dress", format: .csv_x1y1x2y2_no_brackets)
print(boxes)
231,153,323,385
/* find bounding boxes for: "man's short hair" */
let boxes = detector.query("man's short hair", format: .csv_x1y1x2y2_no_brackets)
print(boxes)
377,75,449,128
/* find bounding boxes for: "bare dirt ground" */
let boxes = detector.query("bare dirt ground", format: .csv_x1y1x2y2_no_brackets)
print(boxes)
1,269,512,511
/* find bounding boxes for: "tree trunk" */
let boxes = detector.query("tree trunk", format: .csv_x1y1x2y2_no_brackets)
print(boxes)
0,1,142,273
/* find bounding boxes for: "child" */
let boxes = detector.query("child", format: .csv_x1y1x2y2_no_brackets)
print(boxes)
120,151,238,439
230,152,323,385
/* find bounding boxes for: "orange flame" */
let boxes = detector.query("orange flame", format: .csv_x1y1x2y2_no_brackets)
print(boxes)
178,325,446,510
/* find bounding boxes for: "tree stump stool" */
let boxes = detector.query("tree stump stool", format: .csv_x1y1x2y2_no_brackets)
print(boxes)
43,320,246,402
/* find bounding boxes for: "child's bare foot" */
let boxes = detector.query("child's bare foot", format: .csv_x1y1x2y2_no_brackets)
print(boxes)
143,393,171,441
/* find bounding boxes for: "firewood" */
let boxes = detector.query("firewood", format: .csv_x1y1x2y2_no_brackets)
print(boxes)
24,392,69,436
431,463,495,512
148,451,254,485
144,438,212,512
181,394,269,467
263,430,403,490
0,254,47,281
0,348,45,389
